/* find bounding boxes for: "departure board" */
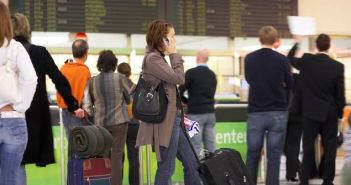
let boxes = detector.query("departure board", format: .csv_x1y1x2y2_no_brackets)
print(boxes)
9,0,297,38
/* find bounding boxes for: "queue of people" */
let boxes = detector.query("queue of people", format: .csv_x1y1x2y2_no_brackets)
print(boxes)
0,1,349,185
244,26,346,185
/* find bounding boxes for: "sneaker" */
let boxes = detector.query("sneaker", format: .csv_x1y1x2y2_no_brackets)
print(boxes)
286,177,299,182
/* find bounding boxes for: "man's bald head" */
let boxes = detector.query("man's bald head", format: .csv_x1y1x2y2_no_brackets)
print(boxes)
196,49,209,64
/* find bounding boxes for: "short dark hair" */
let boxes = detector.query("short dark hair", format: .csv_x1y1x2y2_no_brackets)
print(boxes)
258,26,279,45
117,63,131,77
146,19,173,52
315,34,331,52
72,39,89,58
97,50,118,72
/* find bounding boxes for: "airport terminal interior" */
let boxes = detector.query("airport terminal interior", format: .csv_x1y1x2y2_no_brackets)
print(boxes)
1,0,351,184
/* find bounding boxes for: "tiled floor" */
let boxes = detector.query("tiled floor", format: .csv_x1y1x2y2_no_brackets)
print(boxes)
257,156,344,185
170,156,344,185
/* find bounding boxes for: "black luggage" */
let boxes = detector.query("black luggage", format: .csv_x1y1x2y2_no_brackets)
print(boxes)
176,91,253,185
198,148,254,185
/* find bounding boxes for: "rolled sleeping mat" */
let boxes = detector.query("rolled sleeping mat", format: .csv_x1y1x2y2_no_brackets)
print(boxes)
89,126,105,157
71,125,113,158
71,126,98,158
96,125,113,157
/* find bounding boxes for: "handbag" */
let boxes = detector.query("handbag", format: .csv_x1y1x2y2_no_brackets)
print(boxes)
132,55,168,123
0,40,20,103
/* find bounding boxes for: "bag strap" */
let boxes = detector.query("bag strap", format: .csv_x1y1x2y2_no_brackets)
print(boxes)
118,73,123,94
3,40,13,70
89,77,95,103
119,73,131,104
176,88,201,163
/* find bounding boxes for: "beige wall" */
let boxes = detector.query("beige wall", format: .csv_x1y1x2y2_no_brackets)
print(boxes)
299,0,351,36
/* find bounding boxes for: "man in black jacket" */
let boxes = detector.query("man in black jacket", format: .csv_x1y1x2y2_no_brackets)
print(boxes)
180,49,217,155
288,34,345,185
245,26,293,185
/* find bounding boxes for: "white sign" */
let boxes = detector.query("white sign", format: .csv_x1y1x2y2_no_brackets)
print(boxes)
288,16,316,35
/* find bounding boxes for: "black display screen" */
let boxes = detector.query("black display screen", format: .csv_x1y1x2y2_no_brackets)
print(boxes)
9,0,297,37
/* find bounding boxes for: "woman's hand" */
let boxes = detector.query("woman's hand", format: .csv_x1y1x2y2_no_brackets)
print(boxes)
0,104,14,111
166,37,177,54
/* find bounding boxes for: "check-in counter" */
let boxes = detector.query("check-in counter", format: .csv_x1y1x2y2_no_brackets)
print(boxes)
50,103,250,125
215,103,248,122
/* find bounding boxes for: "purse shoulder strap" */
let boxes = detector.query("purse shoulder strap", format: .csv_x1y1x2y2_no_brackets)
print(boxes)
176,87,200,163
141,53,167,85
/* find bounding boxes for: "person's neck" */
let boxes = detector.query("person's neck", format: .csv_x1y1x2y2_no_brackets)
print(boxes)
74,58,85,63
318,50,329,55
261,45,273,49
196,62,207,66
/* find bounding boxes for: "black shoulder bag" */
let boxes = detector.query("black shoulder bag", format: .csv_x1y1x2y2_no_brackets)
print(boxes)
132,54,168,123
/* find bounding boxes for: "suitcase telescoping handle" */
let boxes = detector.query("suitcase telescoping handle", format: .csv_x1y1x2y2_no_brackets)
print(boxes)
59,108,66,185
224,172,236,185
176,88,201,163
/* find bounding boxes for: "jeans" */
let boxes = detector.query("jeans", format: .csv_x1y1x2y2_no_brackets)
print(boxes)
246,111,288,185
61,109,87,158
189,113,216,155
0,118,28,185
17,166,26,185
122,123,140,185
155,116,202,185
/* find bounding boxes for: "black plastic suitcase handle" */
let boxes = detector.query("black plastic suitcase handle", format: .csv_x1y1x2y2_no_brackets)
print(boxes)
224,171,235,185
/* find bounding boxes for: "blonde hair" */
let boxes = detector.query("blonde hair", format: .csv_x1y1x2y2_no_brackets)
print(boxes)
11,13,31,41
0,1,13,46
258,26,279,45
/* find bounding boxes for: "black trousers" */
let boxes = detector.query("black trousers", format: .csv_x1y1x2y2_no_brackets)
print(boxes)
300,110,338,185
284,116,303,179
122,123,140,185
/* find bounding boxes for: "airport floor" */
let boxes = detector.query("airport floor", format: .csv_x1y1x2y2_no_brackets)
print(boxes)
169,156,344,185
257,156,344,185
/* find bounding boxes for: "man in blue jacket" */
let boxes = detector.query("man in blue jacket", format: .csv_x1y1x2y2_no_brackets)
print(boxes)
245,26,293,185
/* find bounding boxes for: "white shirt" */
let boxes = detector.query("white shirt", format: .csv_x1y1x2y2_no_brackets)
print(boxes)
0,39,37,113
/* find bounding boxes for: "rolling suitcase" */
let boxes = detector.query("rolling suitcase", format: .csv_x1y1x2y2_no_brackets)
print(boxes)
176,91,253,185
198,148,254,185
68,158,112,185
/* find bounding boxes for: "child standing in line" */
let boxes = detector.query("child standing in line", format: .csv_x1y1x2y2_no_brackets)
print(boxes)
342,115,351,185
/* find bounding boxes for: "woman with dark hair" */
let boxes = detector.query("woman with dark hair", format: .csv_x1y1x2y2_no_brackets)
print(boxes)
135,19,202,185
118,62,140,185
11,13,83,184
0,3,37,185
84,50,130,185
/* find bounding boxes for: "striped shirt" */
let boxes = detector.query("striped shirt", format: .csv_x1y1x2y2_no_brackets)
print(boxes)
344,128,351,163
88,72,130,126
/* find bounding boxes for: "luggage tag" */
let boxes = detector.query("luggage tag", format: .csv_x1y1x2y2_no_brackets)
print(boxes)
184,117,200,138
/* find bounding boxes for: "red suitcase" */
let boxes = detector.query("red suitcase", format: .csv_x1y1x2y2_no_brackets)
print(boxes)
68,158,112,185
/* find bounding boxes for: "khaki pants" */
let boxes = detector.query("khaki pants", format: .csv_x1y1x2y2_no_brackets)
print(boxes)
106,123,128,185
